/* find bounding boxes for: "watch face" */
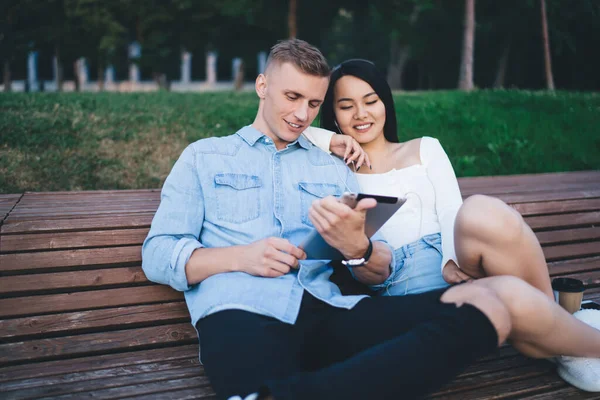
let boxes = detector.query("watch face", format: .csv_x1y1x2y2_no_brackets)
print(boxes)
342,258,366,267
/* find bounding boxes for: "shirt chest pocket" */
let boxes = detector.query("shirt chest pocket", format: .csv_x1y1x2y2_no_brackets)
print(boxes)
298,182,342,226
214,174,262,223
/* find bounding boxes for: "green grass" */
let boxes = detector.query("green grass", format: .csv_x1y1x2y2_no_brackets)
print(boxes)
1,90,599,194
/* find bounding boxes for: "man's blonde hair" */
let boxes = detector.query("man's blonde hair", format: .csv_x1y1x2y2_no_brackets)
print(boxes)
265,39,330,77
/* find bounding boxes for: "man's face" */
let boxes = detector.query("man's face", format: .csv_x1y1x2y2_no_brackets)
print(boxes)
254,62,329,149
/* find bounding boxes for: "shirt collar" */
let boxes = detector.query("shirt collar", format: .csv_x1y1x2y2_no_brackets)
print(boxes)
236,125,312,150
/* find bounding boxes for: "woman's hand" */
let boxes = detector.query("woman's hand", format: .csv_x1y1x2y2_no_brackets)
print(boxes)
442,260,474,284
330,135,371,171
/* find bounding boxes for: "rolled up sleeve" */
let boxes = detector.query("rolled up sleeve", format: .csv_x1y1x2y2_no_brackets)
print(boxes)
142,145,205,292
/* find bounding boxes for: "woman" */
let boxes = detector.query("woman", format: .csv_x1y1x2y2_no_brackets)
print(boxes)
303,59,554,299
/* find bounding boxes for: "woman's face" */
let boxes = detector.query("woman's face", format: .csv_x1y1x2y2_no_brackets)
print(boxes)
333,75,386,144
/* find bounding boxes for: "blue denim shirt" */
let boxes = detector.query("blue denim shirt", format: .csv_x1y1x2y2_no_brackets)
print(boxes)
142,126,395,327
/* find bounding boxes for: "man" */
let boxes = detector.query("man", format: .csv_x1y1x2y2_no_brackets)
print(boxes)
142,39,600,399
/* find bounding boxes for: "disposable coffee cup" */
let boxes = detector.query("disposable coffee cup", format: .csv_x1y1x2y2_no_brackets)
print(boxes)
552,277,584,314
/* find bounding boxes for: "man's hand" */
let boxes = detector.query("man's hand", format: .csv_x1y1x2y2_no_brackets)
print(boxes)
237,237,307,278
442,260,474,284
308,196,377,259
330,135,371,171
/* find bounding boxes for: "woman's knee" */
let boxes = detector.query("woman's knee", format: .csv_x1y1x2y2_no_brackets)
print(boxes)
456,195,524,243
440,282,512,344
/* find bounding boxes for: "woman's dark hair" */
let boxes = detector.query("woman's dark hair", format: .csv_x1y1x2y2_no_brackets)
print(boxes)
320,59,399,143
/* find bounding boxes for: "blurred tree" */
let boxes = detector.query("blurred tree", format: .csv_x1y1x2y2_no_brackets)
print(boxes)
539,0,555,90
68,0,126,91
289,0,297,38
458,0,475,90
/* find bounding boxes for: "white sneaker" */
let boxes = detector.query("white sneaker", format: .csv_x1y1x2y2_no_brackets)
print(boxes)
556,309,600,392
228,393,259,400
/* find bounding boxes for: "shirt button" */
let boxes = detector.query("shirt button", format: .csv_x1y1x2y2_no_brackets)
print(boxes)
265,138,270,143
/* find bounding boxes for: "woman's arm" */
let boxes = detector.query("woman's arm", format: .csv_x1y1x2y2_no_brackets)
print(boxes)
303,127,370,170
420,137,463,274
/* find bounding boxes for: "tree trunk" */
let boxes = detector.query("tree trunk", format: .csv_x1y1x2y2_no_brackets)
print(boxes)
234,60,245,91
55,44,63,92
3,60,11,92
97,62,105,91
387,37,412,90
73,60,80,92
288,0,297,39
458,0,475,91
386,6,421,90
540,0,555,90
494,40,511,88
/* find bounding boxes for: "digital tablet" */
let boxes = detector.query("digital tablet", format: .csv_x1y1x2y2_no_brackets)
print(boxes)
300,193,407,260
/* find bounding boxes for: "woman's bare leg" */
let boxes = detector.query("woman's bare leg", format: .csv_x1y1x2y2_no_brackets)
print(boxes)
454,195,554,299
442,276,600,359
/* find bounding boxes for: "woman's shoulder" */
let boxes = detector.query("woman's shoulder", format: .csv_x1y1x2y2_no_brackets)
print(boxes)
394,137,446,165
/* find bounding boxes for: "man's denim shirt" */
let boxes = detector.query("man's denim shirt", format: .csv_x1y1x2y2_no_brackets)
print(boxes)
142,126,396,327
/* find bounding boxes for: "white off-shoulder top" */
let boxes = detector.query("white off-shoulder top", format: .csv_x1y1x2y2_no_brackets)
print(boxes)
302,127,463,272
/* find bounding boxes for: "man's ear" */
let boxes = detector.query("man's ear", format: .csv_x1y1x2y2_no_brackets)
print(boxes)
255,74,267,99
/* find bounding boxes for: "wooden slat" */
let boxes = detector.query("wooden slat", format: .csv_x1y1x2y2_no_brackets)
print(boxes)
1,228,149,252
0,214,153,234
458,170,600,191
33,376,212,400
0,246,141,272
0,285,182,318
0,194,21,223
128,387,217,400
526,211,600,230
461,182,600,197
548,256,600,276
494,189,600,204
0,323,197,365
1,359,201,393
516,386,600,399
512,198,600,216
536,227,600,245
0,267,149,295
0,345,198,383
542,241,600,261
0,302,189,340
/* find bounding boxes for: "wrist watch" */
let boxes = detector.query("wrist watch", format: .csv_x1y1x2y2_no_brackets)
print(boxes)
341,238,373,267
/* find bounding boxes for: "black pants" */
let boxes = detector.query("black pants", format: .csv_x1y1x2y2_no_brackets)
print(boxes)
197,288,497,400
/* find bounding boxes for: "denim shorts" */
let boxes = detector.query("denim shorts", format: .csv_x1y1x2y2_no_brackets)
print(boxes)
377,233,450,296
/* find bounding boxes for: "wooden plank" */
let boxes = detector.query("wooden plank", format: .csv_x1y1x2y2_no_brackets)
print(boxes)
526,211,600,230
129,387,217,400
548,257,600,276
0,345,198,383
461,182,600,197
3,366,206,399
516,386,600,399
0,323,197,365
0,214,153,234
494,189,600,205
431,359,554,397
0,302,189,340
32,376,213,400
543,241,600,261
1,358,201,392
512,198,600,216
0,194,20,224
431,372,565,399
0,285,182,318
458,170,600,191
0,267,149,296
0,246,141,272
1,228,149,252
536,227,600,246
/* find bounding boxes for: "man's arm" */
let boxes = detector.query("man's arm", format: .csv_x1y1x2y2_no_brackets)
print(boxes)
308,196,392,285
185,238,306,285
142,145,306,290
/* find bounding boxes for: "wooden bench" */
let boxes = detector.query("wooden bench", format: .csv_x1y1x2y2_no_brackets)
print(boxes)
1,171,600,399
